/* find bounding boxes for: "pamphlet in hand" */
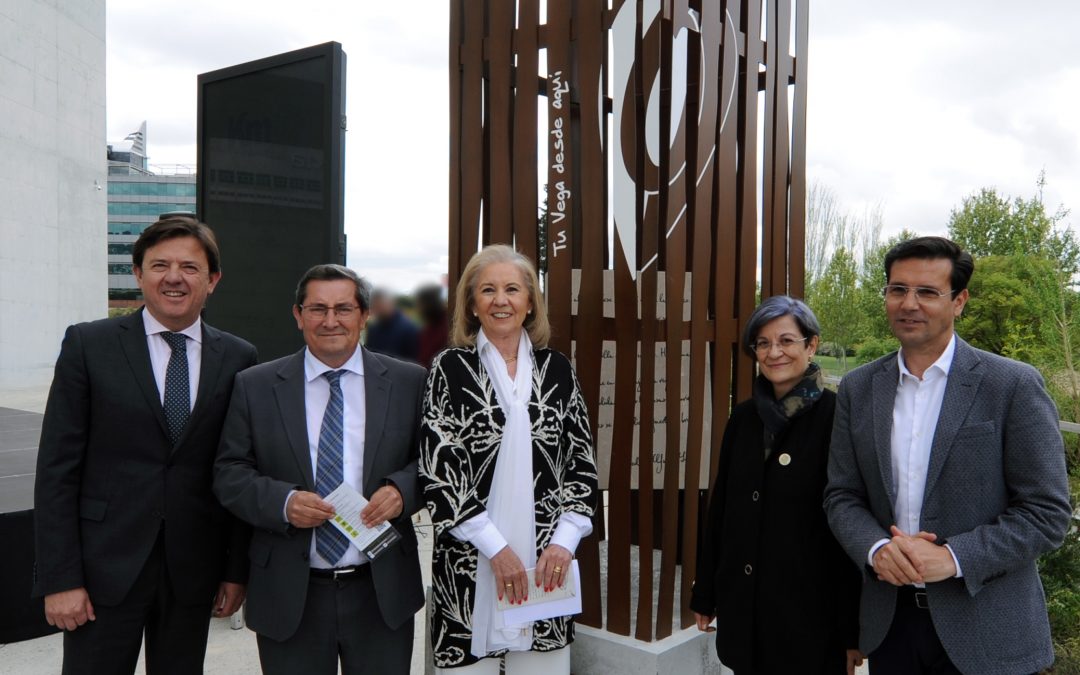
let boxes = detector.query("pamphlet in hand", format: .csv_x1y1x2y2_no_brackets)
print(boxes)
324,483,402,560
498,559,582,623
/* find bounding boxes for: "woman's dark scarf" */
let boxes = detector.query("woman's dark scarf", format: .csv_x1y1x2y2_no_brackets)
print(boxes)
752,361,824,460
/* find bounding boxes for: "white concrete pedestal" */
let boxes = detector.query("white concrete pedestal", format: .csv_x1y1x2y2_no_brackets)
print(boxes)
570,624,732,675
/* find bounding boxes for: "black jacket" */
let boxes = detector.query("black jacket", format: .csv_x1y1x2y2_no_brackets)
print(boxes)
691,389,859,674
33,310,257,605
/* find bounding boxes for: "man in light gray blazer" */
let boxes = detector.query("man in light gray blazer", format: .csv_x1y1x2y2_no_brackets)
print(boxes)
824,236,1072,675
214,264,425,674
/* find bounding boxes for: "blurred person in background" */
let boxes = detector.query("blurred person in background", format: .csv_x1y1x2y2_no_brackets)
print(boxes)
415,282,449,368
365,287,419,362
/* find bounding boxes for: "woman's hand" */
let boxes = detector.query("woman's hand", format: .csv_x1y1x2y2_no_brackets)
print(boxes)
846,649,865,675
490,546,528,604
535,543,573,592
693,611,716,633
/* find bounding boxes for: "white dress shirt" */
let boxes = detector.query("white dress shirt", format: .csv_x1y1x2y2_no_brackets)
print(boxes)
868,334,963,579
143,308,201,410
300,346,368,568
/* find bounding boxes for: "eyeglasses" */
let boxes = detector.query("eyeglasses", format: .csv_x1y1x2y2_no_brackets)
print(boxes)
752,336,809,354
881,285,956,302
299,304,360,319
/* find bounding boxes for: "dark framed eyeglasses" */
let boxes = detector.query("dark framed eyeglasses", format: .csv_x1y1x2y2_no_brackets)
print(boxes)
298,304,359,319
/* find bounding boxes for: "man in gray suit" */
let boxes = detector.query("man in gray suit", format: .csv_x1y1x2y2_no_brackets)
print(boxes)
214,264,425,674
824,236,1072,675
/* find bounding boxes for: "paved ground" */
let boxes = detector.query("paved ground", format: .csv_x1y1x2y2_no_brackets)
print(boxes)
0,406,41,514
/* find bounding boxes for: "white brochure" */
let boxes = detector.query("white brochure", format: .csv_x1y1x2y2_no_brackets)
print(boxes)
324,483,402,560
499,559,583,624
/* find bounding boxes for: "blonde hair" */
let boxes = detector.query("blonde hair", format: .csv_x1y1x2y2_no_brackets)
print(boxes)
451,244,550,348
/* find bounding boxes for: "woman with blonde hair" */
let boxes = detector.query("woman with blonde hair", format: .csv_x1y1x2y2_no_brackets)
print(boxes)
420,244,597,674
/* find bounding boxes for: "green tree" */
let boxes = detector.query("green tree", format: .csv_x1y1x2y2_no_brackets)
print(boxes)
948,174,1077,274
807,247,860,371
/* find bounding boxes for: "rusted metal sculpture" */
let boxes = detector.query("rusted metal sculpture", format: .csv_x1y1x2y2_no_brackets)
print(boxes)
449,0,808,641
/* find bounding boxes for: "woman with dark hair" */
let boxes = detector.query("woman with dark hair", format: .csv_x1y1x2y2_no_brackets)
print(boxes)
419,245,598,674
690,295,862,675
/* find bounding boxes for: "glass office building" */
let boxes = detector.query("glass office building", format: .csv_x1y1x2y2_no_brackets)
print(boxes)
107,127,196,304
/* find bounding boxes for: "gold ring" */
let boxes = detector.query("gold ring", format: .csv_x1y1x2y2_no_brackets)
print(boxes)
505,583,513,588
553,566,563,573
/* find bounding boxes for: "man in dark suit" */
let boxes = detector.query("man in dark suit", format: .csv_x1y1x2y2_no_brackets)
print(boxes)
33,217,257,674
825,236,1072,675
214,264,426,674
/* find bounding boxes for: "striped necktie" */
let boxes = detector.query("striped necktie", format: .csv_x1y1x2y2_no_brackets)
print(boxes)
315,369,350,565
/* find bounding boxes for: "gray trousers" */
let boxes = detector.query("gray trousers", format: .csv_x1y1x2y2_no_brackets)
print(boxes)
256,567,414,675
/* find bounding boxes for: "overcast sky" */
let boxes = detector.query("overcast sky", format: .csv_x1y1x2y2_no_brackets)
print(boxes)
107,0,1080,291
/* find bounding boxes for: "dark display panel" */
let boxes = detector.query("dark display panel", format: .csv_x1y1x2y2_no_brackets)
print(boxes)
197,42,346,360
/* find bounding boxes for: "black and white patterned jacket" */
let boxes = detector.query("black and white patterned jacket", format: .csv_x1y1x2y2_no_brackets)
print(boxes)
419,345,598,668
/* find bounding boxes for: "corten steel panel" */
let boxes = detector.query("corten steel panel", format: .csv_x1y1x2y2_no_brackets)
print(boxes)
546,0,574,356
196,42,345,361
449,1,464,307
572,0,608,629
488,1,515,245
788,0,809,299
512,0,540,264
634,0,662,641
448,0,808,641
680,0,722,630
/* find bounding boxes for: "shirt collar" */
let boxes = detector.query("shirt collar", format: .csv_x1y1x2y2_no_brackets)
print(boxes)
142,308,202,344
303,345,365,383
897,333,956,384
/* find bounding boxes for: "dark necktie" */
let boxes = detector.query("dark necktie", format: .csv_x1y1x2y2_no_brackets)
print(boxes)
315,370,350,565
162,332,190,445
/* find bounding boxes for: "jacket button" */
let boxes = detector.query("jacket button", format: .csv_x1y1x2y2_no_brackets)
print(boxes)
744,564,752,575
751,491,759,502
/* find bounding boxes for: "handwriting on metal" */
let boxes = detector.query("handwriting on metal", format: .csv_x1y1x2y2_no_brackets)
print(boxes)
549,70,570,257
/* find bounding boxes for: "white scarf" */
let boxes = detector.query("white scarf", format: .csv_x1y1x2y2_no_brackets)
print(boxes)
470,329,536,657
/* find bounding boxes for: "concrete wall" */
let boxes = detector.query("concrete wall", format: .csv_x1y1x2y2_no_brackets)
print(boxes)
0,0,107,404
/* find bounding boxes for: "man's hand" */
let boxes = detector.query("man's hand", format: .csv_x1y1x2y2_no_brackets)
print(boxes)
872,535,924,586
360,484,403,528
535,543,572,592
889,525,957,583
212,582,245,618
44,587,95,631
693,611,716,633
490,546,528,605
846,649,865,675
286,491,335,528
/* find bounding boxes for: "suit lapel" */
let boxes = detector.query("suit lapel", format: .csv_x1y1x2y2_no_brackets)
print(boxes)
118,310,171,443
172,322,224,451
362,348,390,496
871,354,899,506
274,350,315,489
923,339,982,503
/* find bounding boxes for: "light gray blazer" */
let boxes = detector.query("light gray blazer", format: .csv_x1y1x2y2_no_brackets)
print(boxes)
824,337,1071,675
214,347,426,642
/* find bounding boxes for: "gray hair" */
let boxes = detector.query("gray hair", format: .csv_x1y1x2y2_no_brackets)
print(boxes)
741,295,821,358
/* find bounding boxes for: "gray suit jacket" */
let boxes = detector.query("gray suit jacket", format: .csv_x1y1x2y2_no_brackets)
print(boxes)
213,347,426,642
824,337,1071,675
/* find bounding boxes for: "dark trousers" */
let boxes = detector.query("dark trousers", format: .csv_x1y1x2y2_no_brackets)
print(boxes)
870,587,960,675
256,566,414,675
62,533,213,675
